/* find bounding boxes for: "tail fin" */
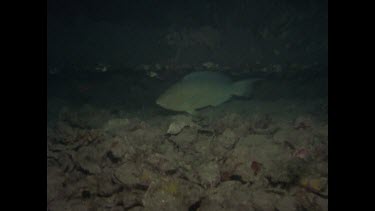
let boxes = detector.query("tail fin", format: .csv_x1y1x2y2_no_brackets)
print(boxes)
232,78,263,97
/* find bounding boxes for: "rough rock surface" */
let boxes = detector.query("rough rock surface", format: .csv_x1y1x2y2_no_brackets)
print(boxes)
47,100,328,211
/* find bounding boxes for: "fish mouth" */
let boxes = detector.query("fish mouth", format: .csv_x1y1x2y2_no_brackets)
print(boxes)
155,98,163,106
156,99,170,109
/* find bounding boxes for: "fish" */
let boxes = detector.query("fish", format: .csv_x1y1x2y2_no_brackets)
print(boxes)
156,71,262,114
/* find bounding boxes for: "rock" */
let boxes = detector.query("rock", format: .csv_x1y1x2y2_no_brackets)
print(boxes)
128,126,164,146
312,142,328,162
210,128,239,156
229,135,293,183
253,114,273,130
142,178,203,211
110,205,126,211
293,148,311,160
73,146,103,174
266,158,310,186
50,122,103,151
294,116,314,130
47,167,66,203
312,123,328,138
250,114,279,135
211,113,249,134
145,153,178,173
68,199,90,211
167,115,199,135
47,199,71,211
315,196,328,211
273,128,314,148
217,128,238,149
169,128,197,151
198,201,229,211
50,151,75,173
113,162,141,186
127,206,144,211
314,162,328,176
251,190,279,211
96,193,123,209
157,141,180,159
113,161,160,188
52,121,76,143
47,93,328,211
121,191,144,209
96,168,122,196
167,121,188,135
275,195,298,211
242,132,305,179
201,181,254,210
193,138,211,155
107,137,136,162
299,177,328,193
197,161,221,188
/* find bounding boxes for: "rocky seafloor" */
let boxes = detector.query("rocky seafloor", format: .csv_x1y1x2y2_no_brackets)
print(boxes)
47,98,328,211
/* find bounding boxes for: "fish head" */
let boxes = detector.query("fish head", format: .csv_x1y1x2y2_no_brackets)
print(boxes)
156,86,189,112
156,92,177,110
156,95,166,107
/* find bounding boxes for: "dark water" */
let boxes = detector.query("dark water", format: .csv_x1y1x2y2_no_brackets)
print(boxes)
48,0,327,111
47,1,328,210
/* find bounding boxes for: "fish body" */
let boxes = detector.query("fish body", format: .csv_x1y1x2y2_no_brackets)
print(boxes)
156,71,261,114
